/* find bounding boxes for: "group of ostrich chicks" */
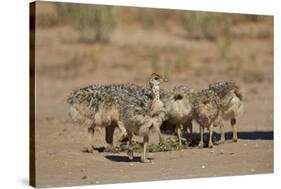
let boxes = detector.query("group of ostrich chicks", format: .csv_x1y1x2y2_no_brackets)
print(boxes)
67,73,244,163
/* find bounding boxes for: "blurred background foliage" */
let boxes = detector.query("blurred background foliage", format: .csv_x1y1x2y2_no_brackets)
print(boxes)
35,2,273,85
37,2,272,44
55,4,118,43
181,12,230,40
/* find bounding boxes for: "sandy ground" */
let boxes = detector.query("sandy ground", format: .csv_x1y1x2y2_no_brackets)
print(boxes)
34,2,273,188
35,81,273,187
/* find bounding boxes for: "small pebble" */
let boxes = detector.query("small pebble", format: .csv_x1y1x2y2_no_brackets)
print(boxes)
81,176,87,180
210,150,215,153
201,165,206,169
129,163,134,166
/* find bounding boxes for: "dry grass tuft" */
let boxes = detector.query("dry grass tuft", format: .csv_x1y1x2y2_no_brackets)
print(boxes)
56,3,118,43
181,12,230,40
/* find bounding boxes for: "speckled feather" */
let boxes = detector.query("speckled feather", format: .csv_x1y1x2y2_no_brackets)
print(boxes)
159,85,195,133
209,81,244,121
208,81,241,99
119,75,167,136
67,84,152,119
192,89,221,127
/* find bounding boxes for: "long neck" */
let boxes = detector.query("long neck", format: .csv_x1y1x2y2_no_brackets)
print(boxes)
152,85,160,103
149,83,165,118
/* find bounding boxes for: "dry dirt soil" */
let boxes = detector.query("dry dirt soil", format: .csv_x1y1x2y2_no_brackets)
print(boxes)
34,3,273,188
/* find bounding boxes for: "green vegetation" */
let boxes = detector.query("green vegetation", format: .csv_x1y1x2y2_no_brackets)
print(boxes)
56,3,118,43
120,139,192,153
147,140,190,152
181,12,230,40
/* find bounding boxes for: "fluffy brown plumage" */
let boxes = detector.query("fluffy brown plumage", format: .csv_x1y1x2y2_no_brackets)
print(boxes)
209,81,244,143
160,85,195,145
191,89,221,148
119,73,167,163
67,83,152,152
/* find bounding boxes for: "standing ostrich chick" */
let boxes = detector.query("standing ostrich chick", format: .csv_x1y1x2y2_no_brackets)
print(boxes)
160,85,194,146
120,73,167,163
209,81,244,143
192,89,221,148
66,83,150,152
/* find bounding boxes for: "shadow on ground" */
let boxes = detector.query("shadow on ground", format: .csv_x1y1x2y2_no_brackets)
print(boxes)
87,131,274,156
221,131,273,140
105,155,142,162
185,131,274,141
